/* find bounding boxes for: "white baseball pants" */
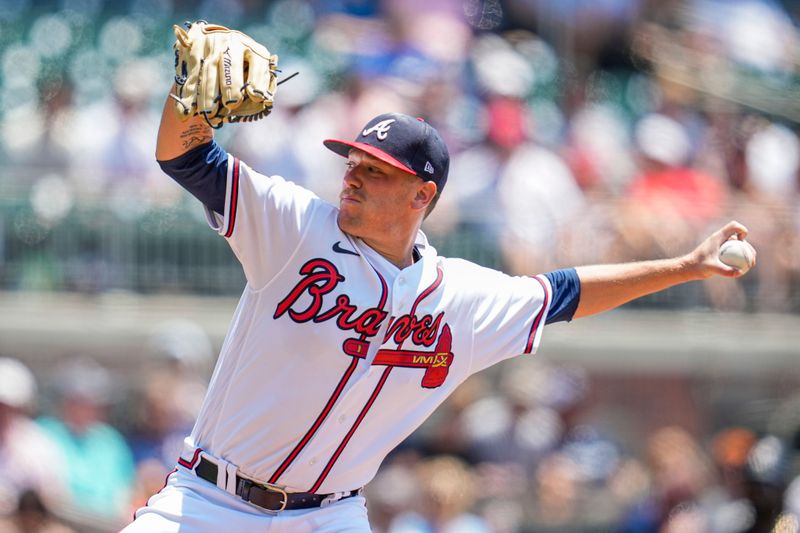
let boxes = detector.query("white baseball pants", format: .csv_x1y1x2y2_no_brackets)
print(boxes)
122,468,371,533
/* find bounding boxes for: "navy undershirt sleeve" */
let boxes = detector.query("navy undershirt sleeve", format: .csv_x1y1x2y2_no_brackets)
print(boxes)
157,140,229,215
543,268,581,324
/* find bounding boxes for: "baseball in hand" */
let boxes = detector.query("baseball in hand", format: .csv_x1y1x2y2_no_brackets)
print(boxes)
719,239,755,274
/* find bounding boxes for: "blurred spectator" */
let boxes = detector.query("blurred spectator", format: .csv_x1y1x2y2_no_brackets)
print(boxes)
745,122,800,200
447,95,585,273
125,320,212,512
736,120,800,312
0,358,66,519
697,0,799,74
145,318,215,386
785,474,800,526
619,426,716,533
36,357,135,524
711,427,758,502
387,455,489,533
459,358,586,471
565,101,637,194
365,458,420,533
621,113,727,256
0,490,76,533
495,97,587,274
125,365,206,514
124,373,193,509
531,452,582,526
742,435,791,533
695,427,759,533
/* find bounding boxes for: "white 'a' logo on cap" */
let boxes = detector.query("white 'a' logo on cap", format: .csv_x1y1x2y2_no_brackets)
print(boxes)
362,119,396,141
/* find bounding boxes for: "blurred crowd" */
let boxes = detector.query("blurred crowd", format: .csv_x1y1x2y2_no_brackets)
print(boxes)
0,0,799,310
2,0,800,531
1,348,799,533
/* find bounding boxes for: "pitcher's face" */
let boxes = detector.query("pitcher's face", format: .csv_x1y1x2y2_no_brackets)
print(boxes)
336,150,427,239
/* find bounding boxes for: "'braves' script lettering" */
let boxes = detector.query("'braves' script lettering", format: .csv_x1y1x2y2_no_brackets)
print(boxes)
274,259,345,322
275,258,388,338
274,258,445,347
384,312,443,347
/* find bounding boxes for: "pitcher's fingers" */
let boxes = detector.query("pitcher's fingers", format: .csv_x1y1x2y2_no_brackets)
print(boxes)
743,240,757,267
722,220,748,241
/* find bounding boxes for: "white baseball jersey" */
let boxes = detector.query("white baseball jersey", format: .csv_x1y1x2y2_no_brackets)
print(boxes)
191,155,553,494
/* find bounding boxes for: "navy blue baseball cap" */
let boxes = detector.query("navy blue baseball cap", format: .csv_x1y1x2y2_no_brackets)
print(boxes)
324,112,450,192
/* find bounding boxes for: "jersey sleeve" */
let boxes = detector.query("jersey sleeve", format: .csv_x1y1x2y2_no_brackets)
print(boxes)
543,267,580,324
462,263,552,374
204,155,320,289
158,140,229,215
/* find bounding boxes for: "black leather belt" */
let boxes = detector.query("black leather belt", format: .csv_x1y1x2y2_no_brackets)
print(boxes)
194,457,360,512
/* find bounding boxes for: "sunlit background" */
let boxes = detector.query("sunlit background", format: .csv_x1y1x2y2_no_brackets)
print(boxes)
1,0,799,532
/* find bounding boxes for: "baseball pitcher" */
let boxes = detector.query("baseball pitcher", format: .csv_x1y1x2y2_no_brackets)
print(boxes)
123,21,756,533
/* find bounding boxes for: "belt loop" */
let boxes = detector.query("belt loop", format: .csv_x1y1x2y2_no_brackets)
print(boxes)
202,452,232,493
319,490,348,507
225,462,238,494
181,438,198,460
178,446,203,471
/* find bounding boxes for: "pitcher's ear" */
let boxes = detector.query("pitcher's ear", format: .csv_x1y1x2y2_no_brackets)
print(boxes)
412,181,437,210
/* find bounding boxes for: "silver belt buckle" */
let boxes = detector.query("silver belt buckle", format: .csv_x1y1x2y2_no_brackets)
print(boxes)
266,484,289,513
238,477,288,513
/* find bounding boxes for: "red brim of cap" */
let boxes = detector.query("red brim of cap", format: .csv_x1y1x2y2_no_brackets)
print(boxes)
323,139,417,177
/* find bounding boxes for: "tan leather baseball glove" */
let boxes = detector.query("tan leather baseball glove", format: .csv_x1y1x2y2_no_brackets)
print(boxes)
172,21,279,128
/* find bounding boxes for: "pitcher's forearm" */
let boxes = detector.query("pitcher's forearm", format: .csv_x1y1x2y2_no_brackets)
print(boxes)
571,221,752,319
573,257,697,318
156,84,213,161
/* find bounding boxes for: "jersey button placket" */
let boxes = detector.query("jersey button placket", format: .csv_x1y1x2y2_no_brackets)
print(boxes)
394,276,412,310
